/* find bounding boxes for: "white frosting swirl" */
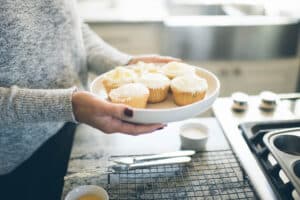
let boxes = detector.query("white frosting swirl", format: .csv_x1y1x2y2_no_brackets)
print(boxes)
109,83,149,98
138,73,170,89
171,74,208,92
162,62,195,77
105,66,137,83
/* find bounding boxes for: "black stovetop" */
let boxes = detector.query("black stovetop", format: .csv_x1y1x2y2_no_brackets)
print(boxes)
239,119,300,200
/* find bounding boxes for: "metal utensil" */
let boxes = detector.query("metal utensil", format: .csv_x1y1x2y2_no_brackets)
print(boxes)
110,150,195,165
112,156,191,171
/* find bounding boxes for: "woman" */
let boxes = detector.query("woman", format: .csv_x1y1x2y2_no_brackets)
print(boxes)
0,0,178,199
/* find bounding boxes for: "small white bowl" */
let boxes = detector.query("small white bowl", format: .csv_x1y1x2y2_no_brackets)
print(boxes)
180,123,209,151
65,185,109,200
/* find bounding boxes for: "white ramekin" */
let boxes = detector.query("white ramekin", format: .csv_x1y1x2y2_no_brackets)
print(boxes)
180,123,209,151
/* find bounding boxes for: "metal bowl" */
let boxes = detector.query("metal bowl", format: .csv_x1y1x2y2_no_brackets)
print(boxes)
264,128,300,194
273,135,300,156
293,160,300,178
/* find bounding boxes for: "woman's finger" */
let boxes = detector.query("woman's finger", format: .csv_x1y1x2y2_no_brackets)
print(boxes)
145,56,181,63
94,116,165,135
110,119,165,135
129,55,181,64
95,98,133,119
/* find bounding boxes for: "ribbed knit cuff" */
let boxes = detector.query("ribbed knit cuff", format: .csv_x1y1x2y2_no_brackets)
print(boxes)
11,86,78,123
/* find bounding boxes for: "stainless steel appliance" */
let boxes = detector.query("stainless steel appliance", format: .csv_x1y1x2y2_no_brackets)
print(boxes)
162,1,300,61
213,92,300,199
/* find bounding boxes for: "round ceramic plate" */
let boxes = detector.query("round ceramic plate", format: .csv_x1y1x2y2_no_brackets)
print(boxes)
90,66,220,124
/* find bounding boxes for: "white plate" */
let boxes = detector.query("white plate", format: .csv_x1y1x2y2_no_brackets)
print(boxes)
90,66,220,124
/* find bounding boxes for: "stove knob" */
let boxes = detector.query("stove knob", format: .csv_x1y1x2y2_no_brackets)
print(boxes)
259,91,278,111
231,92,249,112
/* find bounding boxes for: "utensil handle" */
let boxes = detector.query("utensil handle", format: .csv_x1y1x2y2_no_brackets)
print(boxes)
134,150,195,162
129,156,191,170
279,93,300,100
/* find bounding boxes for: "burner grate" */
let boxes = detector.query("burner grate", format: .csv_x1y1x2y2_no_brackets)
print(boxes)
106,150,257,199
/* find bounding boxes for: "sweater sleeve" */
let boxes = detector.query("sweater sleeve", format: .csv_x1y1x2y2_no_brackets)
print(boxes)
0,86,77,125
82,23,132,74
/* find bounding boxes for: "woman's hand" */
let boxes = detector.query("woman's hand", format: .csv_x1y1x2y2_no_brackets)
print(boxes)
72,91,165,135
128,55,181,65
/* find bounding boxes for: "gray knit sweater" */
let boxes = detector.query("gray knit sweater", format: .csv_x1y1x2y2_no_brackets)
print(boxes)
0,0,131,174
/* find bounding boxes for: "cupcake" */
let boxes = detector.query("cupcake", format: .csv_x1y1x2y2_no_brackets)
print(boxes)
171,74,208,106
102,67,137,94
127,61,161,77
137,73,170,103
109,83,149,108
162,62,195,79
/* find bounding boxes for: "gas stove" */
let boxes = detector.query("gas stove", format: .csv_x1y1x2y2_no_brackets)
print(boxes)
213,92,300,200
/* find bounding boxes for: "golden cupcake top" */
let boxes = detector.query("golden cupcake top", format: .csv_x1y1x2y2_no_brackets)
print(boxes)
162,62,195,79
171,74,208,93
137,73,170,89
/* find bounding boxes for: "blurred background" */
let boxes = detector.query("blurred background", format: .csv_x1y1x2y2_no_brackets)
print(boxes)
77,0,300,97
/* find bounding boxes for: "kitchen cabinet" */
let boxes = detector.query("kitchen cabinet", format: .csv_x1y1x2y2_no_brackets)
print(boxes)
190,58,299,96
88,23,162,55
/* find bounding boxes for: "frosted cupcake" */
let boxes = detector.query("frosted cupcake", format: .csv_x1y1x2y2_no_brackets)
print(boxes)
127,61,161,77
109,83,149,108
102,67,137,94
137,73,170,103
162,62,195,79
171,74,208,106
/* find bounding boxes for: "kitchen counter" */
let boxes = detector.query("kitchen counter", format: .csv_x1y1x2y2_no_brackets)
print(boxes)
61,117,230,199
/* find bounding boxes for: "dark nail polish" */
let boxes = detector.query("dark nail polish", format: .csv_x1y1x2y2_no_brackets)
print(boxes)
124,108,133,117
157,127,164,130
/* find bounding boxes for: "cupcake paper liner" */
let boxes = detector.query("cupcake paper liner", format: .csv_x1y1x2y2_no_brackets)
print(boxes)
171,87,206,106
148,86,169,103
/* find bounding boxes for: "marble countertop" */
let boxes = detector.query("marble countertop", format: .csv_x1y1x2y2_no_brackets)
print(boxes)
61,117,229,199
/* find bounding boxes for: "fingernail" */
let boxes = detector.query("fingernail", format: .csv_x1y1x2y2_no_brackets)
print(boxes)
157,127,164,130
124,108,133,117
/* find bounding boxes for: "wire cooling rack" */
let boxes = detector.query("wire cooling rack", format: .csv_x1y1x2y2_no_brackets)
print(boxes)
106,150,257,200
